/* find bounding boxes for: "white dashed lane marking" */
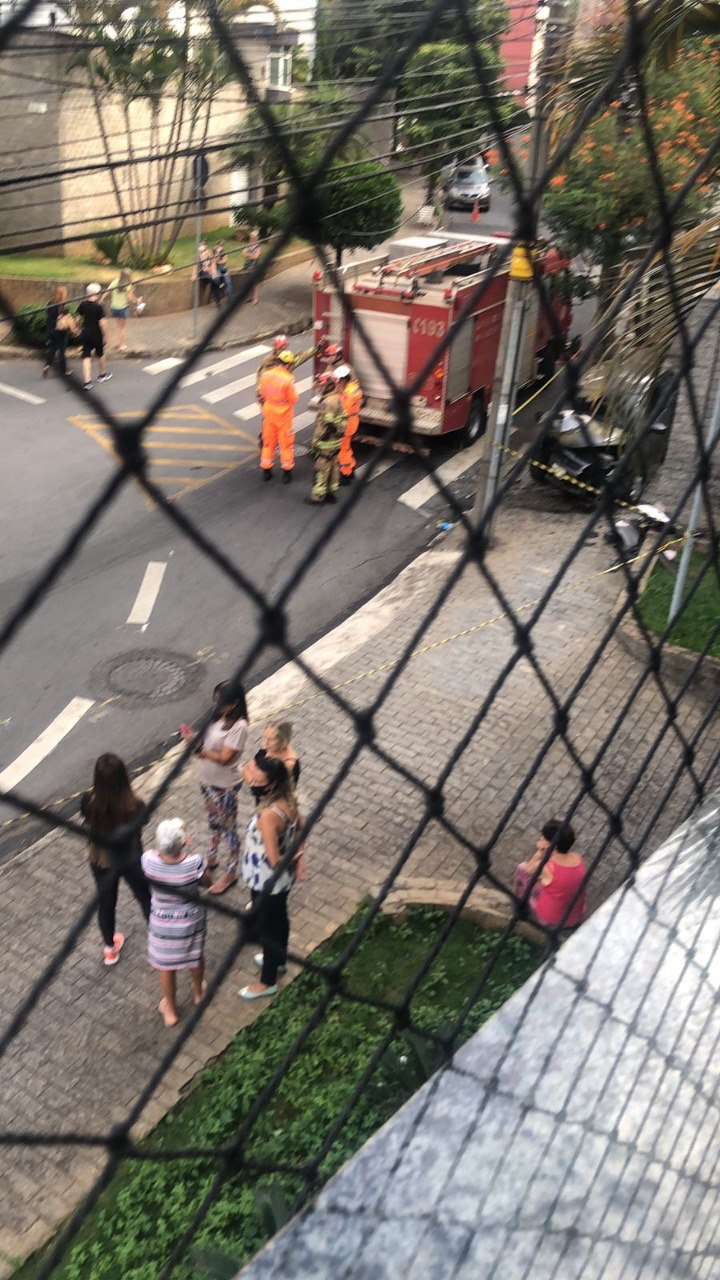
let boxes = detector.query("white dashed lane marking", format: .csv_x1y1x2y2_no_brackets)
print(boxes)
126,561,167,626
0,380,45,406
0,697,95,792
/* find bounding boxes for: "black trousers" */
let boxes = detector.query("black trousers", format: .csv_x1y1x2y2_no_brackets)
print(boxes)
252,888,289,986
90,860,151,948
45,331,67,377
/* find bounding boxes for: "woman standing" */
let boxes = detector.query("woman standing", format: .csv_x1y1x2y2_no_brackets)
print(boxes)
43,285,72,380
243,230,261,305
214,241,234,301
238,754,303,1000
105,268,136,351
259,720,300,787
142,818,212,1027
80,753,150,966
182,681,248,896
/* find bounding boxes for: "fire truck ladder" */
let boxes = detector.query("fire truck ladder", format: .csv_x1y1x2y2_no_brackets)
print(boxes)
376,239,499,282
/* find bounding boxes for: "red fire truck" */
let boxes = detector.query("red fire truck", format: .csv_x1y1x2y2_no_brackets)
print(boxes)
312,232,571,447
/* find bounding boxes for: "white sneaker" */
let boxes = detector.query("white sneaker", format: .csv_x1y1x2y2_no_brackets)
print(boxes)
98,371,113,383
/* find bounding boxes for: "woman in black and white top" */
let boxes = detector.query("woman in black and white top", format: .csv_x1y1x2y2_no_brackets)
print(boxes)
182,681,248,896
238,754,304,1000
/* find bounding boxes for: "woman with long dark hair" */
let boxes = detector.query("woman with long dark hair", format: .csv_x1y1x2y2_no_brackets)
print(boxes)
80,753,150,966
182,680,249,896
238,754,304,1000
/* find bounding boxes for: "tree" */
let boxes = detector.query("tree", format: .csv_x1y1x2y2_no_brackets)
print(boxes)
398,38,512,197
315,0,507,82
253,159,402,263
314,160,403,263
65,0,277,264
227,85,371,230
544,39,720,309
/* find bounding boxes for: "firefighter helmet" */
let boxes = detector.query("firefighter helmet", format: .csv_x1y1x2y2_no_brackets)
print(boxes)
317,371,337,390
324,343,341,359
278,349,295,365
273,333,288,351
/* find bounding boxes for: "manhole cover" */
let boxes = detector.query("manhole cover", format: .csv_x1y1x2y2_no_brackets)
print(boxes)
90,649,205,707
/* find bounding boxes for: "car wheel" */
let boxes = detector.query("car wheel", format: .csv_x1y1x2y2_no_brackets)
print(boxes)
462,395,487,448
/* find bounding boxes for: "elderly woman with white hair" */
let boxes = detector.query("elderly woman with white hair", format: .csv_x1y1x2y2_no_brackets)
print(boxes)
141,818,213,1027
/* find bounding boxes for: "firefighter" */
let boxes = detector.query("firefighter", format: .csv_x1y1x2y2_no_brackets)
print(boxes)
257,333,323,390
306,373,345,505
335,363,363,485
257,349,298,482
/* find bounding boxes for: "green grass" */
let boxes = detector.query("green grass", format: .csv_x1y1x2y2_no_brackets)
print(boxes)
639,550,720,658
0,229,306,284
13,907,540,1280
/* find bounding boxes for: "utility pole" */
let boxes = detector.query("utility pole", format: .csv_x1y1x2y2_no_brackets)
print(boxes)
471,0,570,538
667,380,720,627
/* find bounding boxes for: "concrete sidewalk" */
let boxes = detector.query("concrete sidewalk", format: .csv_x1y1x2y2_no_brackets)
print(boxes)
0,175,430,360
0,258,315,361
1,417,715,1273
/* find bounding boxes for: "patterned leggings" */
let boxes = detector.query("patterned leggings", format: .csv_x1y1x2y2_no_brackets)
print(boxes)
200,782,241,874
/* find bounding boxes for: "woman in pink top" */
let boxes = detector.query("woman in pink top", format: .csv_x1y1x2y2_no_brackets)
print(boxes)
515,820,587,929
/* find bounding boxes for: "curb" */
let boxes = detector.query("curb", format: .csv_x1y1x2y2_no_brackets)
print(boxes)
0,311,313,362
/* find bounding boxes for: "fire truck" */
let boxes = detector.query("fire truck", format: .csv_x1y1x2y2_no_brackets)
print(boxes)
312,232,571,447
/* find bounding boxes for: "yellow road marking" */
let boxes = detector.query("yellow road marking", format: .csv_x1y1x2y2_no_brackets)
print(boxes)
68,403,258,503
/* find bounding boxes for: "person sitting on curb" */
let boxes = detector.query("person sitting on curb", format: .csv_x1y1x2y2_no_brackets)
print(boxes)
514,819,587,930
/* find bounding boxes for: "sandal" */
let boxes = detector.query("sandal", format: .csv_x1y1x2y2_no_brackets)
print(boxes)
208,870,237,895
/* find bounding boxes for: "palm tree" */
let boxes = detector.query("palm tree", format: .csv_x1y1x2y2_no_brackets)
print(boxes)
63,0,278,264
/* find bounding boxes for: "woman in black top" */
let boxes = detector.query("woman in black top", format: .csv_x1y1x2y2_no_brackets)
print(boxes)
81,753,150,966
260,722,301,785
43,285,71,379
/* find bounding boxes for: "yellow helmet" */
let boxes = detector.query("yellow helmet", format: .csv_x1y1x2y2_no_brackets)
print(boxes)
278,349,295,365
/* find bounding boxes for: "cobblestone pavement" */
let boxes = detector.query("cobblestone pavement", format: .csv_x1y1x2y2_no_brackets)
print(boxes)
1,312,718,1271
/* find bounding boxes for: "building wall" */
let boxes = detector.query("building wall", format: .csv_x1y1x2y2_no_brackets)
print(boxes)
0,30,66,251
501,0,538,96
0,27,292,253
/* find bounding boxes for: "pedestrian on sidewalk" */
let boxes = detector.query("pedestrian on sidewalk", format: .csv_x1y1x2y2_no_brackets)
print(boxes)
335,364,363,485
243,229,261,304
238,755,304,1000
514,819,587,930
195,242,225,310
182,681,249,896
104,268,137,351
307,372,345,504
77,283,112,389
43,285,73,381
260,721,300,789
257,349,299,483
214,241,233,301
81,753,150,967
142,818,212,1027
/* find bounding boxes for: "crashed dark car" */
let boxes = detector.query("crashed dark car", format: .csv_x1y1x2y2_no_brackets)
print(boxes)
530,360,679,504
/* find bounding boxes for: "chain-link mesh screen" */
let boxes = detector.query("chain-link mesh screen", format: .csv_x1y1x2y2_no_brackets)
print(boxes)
1,0,719,1275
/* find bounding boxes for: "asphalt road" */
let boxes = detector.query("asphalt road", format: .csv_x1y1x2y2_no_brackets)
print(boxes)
0,190,571,857
0,336,496,856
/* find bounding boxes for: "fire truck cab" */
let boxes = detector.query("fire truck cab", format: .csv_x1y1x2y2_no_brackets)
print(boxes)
313,232,571,445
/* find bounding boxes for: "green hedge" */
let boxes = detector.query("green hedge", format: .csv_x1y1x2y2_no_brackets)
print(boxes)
15,908,540,1280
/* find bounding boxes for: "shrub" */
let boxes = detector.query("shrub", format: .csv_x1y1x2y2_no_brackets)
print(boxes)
13,301,79,349
92,231,125,264
13,302,49,348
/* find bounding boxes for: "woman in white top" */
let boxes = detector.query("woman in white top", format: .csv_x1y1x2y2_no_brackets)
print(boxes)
238,753,304,1000
182,681,248,895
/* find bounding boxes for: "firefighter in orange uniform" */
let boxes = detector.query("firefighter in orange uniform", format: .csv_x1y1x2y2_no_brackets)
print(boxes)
335,364,363,485
257,349,299,483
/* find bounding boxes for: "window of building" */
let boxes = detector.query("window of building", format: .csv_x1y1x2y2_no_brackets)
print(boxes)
268,46,292,90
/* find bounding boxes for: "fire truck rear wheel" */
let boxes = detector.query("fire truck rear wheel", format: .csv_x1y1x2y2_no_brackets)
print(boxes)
462,395,487,449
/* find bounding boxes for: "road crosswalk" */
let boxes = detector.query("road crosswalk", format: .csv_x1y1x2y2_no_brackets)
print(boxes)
139,343,485,511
